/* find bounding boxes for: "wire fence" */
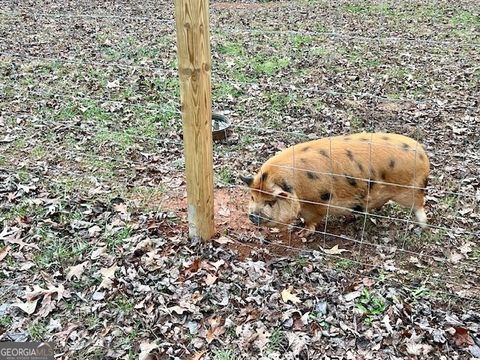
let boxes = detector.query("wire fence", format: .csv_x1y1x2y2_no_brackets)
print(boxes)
1,3,479,305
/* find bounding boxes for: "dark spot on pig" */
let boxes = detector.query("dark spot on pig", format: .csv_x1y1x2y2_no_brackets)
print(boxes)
381,171,387,181
389,159,395,169
420,177,429,193
356,162,364,172
344,136,351,141
419,153,425,161
345,174,357,187
300,158,307,164
319,149,329,158
402,143,410,151
302,146,310,152
279,181,293,193
346,150,354,160
320,192,332,201
360,137,369,142
352,205,364,213
306,171,319,180
368,179,375,191
382,136,390,140
261,172,268,182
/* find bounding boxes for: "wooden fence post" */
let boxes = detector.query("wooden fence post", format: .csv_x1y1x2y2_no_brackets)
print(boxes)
174,0,215,240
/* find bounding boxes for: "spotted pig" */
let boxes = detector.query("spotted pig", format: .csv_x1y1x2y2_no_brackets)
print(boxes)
241,133,430,234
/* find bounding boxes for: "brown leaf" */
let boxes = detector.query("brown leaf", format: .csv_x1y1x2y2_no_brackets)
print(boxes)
205,273,218,286
206,316,225,344
453,327,474,347
113,203,128,214
98,264,118,289
66,261,88,281
281,287,302,304
0,245,11,262
139,341,159,360
214,236,233,245
12,298,39,315
189,351,206,360
321,245,349,255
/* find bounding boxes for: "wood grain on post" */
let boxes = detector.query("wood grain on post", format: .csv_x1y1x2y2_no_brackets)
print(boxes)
174,0,215,240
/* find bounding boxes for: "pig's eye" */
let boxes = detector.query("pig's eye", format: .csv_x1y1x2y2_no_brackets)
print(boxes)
265,199,277,207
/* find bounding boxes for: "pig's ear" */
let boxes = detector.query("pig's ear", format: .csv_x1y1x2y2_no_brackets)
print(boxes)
240,175,254,187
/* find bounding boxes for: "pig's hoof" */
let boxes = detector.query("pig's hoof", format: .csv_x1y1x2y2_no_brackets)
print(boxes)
299,224,317,238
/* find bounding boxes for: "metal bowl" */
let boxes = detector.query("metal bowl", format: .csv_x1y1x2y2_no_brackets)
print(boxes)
212,112,231,141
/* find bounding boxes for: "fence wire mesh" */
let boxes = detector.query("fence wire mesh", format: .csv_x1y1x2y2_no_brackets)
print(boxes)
1,0,479,346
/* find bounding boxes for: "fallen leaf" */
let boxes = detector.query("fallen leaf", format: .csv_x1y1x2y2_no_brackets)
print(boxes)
453,327,474,347
214,236,233,245
138,341,158,360
98,264,118,289
322,244,349,255
206,316,225,344
459,241,473,255
205,273,218,286
66,261,88,281
0,245,11,261
12,299,38,315
446,251,463,264
91,246,107,260
218,207,231,217
113,203,128,214
189,351,206,360
281,287,302,304
88,225,102,237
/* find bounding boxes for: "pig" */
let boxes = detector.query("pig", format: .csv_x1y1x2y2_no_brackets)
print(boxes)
241,133,430,235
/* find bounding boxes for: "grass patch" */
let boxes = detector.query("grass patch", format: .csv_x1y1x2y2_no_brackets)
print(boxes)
291,34,314,48
253,55,291,76
0,316,13,328
335,258,355,270
268,328,287,352
213,82,243,101
355,288,387,324
105,227,132,252
218,41,245,56
217,167,235,185
27,320,48,341
213,349,236,360
33,236,90,270
450,11,480,28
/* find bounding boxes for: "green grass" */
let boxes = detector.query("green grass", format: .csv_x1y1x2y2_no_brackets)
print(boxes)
27,320,48,341
213,82,243,101
213,349,236,360
0,316,13,328
105,227,132,252
335,258,355,270
265,92,300,113
268,328,286,353
310,46,331,57
217,167,235,185
355,288,387,324
253,55,291,76
218,41,245,56
410,286,432,300
291,34,314,48
450,11,480,27
113,296,135,314
33,236,90,270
